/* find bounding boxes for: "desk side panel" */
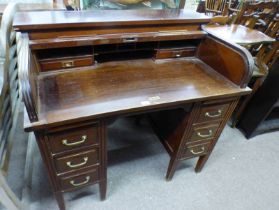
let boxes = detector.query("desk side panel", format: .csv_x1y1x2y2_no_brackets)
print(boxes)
18,33,39,122
196,35,253,88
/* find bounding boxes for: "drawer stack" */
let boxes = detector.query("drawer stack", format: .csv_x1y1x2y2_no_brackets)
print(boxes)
180,101,231,160
39,122,106,193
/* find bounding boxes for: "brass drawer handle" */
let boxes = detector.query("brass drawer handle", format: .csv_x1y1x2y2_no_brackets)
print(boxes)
62,60,74,68
190,146,205,155
122,37,138,43
70,176,90,187
66,157,88,168
205,109,222,118
197,129,213,138
62,135,87,146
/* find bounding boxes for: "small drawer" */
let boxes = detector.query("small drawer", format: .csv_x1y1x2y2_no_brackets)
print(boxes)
155,47,196,59
40,55,93,72
47,125,99,154
54,149,99,174
182,141,211,159
188,123,220,143
59,168,99,191
197,103,230,123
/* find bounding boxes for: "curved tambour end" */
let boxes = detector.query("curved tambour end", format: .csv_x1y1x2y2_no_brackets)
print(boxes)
196,30,254,89
18,33,38,123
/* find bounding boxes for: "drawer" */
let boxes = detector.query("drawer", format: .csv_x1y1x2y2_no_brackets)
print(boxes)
155,47,196,59
47,125,99,154
182,141,211,159
197,103,230,123
59,168,99,192
188,123,220,143
54,149,99,174
40,55,93,71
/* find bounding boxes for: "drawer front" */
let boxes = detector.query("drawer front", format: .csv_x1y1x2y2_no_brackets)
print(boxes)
182,141,211,159
197,103,230,123
59,168,99,191
54,149,99,174
155,47,196,59
48,125,99,154
40,56,93,71
189,123,220,143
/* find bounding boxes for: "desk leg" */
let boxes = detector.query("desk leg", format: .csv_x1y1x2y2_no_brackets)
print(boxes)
54,191,65,210
99,120,107,200
166,156,179,181
99,180,107,200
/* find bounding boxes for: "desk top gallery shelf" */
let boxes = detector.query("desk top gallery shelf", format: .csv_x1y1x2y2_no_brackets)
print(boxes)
13,10,253,132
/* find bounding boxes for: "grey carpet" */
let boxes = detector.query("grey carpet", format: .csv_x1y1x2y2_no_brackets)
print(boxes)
2,116,279,210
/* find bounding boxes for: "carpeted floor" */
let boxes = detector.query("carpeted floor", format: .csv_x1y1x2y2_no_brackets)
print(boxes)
2,114,279,210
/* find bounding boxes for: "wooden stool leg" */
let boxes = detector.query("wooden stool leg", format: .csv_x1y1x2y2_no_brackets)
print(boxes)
54,191,65,210
99,179,106,200
166,156,179,181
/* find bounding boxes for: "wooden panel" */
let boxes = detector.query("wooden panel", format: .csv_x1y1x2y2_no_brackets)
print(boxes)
59,168,99,192
54,149,99,174
155,47,196,59
197,36,253,88
47,124,99,154
40,55,94,72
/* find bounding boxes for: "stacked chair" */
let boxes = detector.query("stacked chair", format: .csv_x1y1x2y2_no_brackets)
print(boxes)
0,3,23,210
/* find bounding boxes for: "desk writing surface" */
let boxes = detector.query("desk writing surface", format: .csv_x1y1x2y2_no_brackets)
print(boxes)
31,58,250,130
202,24,275,45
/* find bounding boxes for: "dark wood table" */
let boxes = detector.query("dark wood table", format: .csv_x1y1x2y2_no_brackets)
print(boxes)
14,10,252,210
203,24,275,45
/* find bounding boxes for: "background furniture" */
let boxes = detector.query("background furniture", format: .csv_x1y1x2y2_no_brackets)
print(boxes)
237,58,279,138
64,0,186,10
204,0,227,16
0,3,22,210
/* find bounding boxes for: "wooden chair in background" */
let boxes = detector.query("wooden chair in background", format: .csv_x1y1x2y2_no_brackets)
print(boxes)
231,15,279,126
205,0,227,16
233,1,279,29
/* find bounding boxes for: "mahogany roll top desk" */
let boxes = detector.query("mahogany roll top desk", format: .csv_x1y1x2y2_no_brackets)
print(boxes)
13,10,252,210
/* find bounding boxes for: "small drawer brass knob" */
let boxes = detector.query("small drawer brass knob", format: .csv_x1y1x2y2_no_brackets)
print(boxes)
62,60,74,68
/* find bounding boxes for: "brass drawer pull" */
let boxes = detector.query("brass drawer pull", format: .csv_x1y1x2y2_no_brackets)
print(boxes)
122,37,138,43
197,129,213,138
205,109,222,118
190,146,205,155
62,60,74,68
62,135,87,146
70,176,90,187
67,157,88,168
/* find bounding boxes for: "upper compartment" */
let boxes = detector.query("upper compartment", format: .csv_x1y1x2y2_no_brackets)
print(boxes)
13,10,210,43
